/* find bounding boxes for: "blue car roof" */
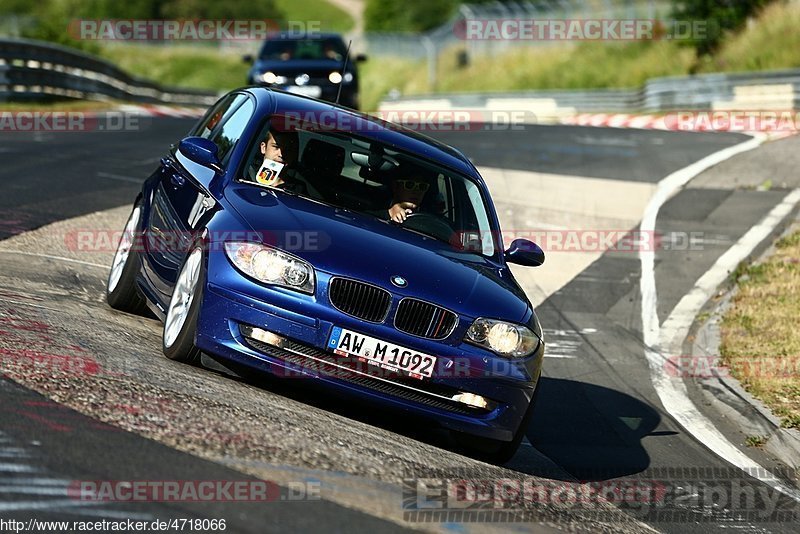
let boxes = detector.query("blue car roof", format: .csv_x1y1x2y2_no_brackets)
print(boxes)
245,87,481,180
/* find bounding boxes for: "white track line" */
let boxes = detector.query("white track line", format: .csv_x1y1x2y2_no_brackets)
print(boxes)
639,134,800,501
0,250,108,269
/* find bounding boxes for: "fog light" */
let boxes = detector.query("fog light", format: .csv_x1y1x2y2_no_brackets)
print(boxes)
452,392,489,409
242,325,285,348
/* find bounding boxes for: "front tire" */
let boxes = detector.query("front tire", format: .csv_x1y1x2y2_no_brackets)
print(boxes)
454,380,540,464
107,204,147,315
162,247,204,364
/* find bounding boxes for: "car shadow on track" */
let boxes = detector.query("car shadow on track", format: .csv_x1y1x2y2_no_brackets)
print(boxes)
202,354,458,450
511,377,662,481
203,355,662,479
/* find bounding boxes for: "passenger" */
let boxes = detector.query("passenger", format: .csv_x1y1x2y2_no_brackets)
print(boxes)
323,42,341,61
253,128,299,188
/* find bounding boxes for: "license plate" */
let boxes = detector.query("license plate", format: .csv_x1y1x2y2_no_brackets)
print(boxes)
286,85,322,98
327,327,436,379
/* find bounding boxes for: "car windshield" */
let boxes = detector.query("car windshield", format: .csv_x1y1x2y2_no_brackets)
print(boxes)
259,38,347,61
240,119,499,258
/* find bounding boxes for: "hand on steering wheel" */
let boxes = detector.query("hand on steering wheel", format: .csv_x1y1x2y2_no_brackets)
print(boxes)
388,202,417,223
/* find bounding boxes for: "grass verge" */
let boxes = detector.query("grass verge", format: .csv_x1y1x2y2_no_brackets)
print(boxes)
6,1,800,112
95,44,425,112
98,44,243,93
720,226,800,429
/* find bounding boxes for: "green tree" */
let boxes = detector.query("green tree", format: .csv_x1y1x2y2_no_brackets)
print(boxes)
78,0,162,19
364,0,458,32
672,0,772,56
13,0,286,52
0,0,38,15
159,0,283,20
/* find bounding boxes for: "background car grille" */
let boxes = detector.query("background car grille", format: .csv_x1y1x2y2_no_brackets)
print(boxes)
328,278,391,322
395,299,458,340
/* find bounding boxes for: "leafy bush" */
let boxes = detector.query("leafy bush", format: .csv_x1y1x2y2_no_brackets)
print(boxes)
364,0,457,32
5,0,284,54
672,0,772,56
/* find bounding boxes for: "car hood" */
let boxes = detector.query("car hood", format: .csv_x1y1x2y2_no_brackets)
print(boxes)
225,185,530,322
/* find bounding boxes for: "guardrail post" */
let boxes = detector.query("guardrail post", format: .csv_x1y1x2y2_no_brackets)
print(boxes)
422,36,437,92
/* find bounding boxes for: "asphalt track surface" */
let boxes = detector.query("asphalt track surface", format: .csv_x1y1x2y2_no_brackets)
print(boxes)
1,119,798,532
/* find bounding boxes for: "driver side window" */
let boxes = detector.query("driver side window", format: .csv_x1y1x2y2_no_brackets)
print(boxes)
210,98,254,166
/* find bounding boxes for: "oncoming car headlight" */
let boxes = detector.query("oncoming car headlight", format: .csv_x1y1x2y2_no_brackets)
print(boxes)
328,72,353,84
465,318,540,358
260,72,287,84
224,242,315,294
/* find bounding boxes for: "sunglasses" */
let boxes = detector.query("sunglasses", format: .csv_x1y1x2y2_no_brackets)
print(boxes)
395,180,429,192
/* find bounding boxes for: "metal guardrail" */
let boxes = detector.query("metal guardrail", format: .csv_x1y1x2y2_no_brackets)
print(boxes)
380,68,800,119
0,38,218,106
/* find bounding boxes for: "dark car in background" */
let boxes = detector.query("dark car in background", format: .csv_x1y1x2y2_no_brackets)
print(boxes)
244,33,366,110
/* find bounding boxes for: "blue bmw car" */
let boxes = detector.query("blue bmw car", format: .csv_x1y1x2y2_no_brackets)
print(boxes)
106,87,545,462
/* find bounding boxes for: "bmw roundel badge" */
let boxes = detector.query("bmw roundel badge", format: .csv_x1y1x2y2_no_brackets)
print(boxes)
391,275,407,288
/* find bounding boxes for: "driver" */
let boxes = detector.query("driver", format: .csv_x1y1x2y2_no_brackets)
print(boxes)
386,177,429,223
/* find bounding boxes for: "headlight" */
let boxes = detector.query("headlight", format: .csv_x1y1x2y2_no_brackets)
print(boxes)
260,72,287,84
224,242,314,294
328,72,353,84
465,318,539,358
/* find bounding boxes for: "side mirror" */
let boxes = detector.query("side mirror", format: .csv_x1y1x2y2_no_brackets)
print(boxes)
179,137,223,175
355,53,367,62
504,239,545,267
242,54,254,64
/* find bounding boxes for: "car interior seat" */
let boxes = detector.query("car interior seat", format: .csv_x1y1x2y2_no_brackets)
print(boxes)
301,139,346,201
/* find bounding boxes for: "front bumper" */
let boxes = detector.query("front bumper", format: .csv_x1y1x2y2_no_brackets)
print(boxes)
194,254,542,441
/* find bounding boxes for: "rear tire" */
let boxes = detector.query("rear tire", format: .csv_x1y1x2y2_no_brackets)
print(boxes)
107,204,147,315
162,247,204,364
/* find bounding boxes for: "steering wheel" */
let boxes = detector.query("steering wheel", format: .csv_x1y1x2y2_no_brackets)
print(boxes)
401,212,455,242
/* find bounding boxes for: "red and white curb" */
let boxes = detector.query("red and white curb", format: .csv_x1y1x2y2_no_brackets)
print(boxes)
116,104,207,118
560,112,795,140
